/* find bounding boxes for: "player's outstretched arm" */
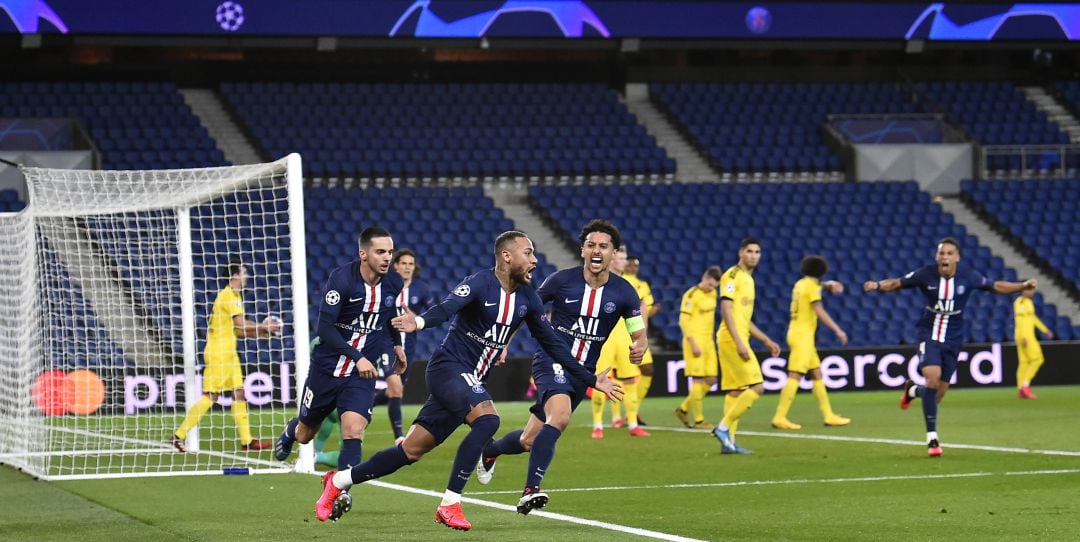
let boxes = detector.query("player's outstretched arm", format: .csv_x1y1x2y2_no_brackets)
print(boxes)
523,299,598,388
993,278,1037,295
813,302,848,346
863,278,902,293
234,315,280,338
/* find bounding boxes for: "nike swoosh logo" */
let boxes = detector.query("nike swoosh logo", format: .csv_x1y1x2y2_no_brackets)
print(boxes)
484,301,497,307
926,287,937,290
565,298,580,303
349,296,365,302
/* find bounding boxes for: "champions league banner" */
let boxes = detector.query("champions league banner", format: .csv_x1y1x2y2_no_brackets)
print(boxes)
3,1,1080,41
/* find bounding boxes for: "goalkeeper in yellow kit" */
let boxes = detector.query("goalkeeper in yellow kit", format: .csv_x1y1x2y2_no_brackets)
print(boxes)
771,255,851,430
1014,288,1054,399
172,261,282,452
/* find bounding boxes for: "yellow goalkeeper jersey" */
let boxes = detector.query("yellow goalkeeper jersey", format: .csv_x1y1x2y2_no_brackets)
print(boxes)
205,286,244,361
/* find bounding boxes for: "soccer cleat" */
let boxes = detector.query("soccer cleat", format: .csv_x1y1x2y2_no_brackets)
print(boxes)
722,443,754,455
315,470,351,522
771,418,802,430
628,426,651,437
516,487,549,515
435,503,472,531
240,439,271,451
637,416,648,427
611,418,624,429
674,407,691,428
170,434,187,453
1018,386,1037,400
823,415,851,427
928,439,943,457
274,432,295,461
712,425,736,453
691,420,713,430
899,380,915,410
591,428,603,439
476,454,497,485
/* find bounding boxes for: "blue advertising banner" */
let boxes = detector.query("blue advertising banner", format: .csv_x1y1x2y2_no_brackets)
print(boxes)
2,1,1078,41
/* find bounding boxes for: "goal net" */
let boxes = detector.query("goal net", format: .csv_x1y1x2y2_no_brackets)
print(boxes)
0,154,310,480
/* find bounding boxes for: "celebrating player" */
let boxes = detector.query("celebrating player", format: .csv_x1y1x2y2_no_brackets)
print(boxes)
171,261,281,453
771,255,851,430
477,220,646,515
273,227,405,476
312,230,622,530
864,237,1036,457
381,248,436,442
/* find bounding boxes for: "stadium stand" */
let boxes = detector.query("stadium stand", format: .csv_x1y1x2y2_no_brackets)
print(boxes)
0,81,227,170
303,185,558,359
650,82,918,175
220,82,675,181
961,178,1080,337
530,180,1073,347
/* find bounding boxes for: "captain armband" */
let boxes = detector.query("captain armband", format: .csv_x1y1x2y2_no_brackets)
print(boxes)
625,315,645,334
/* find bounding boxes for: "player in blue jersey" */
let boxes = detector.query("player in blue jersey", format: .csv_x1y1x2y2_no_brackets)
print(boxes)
273,227,406,479
312,230,623,530
864,237,1036,457
475,219,646,515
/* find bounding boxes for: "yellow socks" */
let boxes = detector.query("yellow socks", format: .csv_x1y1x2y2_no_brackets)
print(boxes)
175,395,213,439
720,389,760,429
690,381,709,422
774,377,800,420
811,380,834,418
591,391,606,428
232,399,253,445
723,393,739,436
622,380,640,426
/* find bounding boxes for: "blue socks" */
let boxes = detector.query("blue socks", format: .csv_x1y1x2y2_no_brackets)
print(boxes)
338,438,362,470
447,414,500,494
483,429,525,459
388,398,404,440
921,385,938,432
525,424,562,490
349,443,413,485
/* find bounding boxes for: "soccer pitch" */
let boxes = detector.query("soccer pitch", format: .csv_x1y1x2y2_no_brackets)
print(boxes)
3,386,1078,541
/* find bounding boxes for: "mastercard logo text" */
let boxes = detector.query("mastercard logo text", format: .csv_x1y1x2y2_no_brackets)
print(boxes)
31,369,106,416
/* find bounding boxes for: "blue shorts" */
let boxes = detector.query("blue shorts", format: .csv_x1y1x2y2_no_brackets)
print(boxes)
297,369,376,427
918,340,961,382
412,361,493,445
529,360,590,420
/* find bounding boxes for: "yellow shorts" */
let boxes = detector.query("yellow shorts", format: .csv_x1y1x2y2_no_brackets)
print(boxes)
718,339,762,392
786,336,821,374
203,354,244,393
1016,336,1044,364
682,336,718,378
596,333,640,380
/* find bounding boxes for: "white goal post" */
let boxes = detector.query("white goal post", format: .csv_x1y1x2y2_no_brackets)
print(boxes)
0,154,310,480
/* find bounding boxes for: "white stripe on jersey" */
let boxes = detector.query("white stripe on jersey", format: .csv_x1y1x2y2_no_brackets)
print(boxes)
570,284,604,363
397,285,409,345
475,290,517,379
333,283,380,377
931,276,955,342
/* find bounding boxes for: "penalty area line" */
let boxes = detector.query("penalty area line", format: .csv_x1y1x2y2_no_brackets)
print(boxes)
468,468,1080,496
366,479,706,542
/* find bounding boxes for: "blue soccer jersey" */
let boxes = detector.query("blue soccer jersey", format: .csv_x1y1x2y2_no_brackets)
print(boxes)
900,263,993,344
311,262,403,377
395,278,435,355
419,269,597,387
532,267,642,373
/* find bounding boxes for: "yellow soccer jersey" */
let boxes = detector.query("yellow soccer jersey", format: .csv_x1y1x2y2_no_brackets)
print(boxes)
787,277,823,341
205,286,244,360
624,273,655,312
680,285,717,340
1013,296,1049,340
717,265,755,343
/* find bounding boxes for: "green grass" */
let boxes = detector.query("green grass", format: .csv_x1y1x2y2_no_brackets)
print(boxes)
3,386,1079,541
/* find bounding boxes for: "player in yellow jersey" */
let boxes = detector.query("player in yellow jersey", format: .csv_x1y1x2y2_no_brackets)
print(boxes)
1014,288,1054,399
592,246,650,438
172,261,282,452
771,255,851,430
621,254,660,425
675,266,723,429
712,238,781,455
